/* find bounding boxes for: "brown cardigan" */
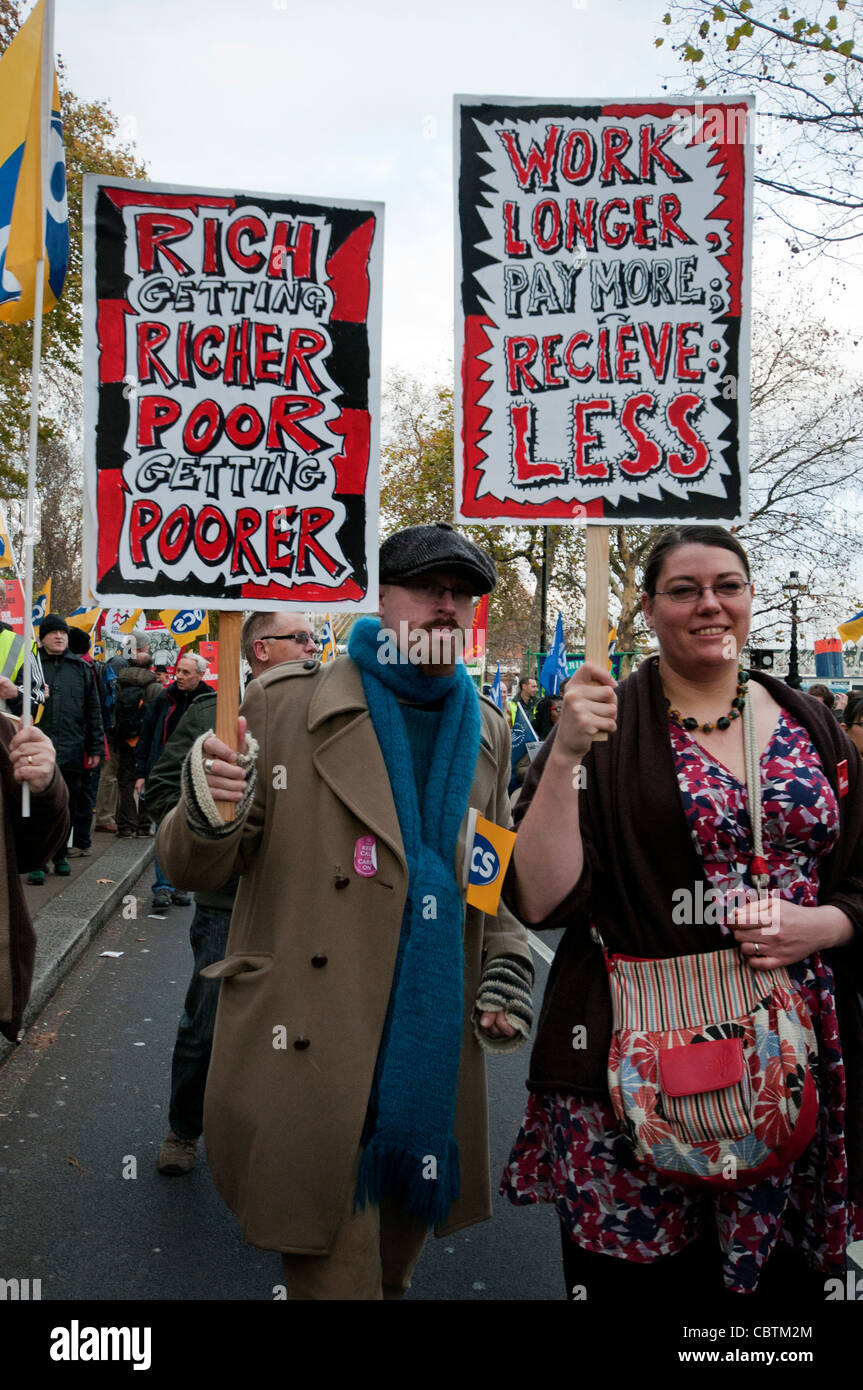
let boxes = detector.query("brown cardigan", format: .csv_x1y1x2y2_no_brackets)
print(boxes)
507,658,863,1189
0,719,70,1041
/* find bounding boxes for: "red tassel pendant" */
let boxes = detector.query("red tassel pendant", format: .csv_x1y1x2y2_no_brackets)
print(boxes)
750,855,769,880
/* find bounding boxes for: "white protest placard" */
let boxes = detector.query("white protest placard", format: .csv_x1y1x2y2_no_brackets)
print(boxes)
83,177,383,610
455,95,753,525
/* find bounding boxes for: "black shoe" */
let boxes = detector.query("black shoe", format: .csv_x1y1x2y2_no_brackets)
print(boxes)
171,891,192,907
151,890,172,913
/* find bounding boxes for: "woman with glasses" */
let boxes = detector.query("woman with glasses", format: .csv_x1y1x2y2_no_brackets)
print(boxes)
502,524,863,1303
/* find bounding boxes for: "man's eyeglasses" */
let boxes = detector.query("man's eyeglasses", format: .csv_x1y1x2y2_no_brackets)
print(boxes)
258,631,319,647
399,579,478,604
654,579,752,603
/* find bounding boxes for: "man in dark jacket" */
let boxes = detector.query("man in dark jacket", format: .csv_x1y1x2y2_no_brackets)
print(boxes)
135,652,214,913
146,613,316,1175
114,647,162,839
27,615,103,883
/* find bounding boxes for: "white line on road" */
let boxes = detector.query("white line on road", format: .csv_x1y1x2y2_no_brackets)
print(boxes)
527,931,555,966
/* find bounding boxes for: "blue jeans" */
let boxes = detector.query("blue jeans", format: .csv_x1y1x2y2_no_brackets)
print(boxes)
168,903,232,1140
152,854,172,896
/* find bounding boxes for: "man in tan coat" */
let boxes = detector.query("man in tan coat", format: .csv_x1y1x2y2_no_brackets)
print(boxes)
157,523,533,1299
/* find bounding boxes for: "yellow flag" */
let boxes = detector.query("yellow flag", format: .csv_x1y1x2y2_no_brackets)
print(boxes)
837,610,863,646
464,810,517,916
159,609,209,648
0,0,69,322
66,605,101,633
319,615,338,664
0,506,14,569
32,577,51,627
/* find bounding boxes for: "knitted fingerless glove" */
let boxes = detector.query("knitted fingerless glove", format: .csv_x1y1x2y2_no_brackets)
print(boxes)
182,729,259,838
472,954,533,1055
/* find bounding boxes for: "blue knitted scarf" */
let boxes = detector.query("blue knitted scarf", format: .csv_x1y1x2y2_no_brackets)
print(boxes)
348,617,481,1225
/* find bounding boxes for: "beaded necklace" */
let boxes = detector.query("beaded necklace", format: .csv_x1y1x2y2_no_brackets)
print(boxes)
665,667,749,734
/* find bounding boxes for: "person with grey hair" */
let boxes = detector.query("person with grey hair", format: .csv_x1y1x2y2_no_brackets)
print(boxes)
146,614,314,1176
240,611,319,672
136,652,214,911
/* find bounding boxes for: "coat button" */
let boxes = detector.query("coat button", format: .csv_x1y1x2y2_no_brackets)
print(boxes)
334,875,350,890
293,1037,310,1050
311,954,328,968
303,658,317,670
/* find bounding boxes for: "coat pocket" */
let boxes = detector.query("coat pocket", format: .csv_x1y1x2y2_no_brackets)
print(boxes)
200,953,273,980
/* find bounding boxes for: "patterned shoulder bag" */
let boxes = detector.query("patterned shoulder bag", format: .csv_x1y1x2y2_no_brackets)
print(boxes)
602,697,819,1188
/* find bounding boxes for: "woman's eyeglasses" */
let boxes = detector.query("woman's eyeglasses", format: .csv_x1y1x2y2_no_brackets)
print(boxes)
654,579,752,603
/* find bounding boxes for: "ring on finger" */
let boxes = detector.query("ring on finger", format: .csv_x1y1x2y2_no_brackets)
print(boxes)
754,942,761,955
26,755,33,765
204,757,214,774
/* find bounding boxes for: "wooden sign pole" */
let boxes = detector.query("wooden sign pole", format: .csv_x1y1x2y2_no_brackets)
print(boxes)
214,611,243,823
585,525,610,744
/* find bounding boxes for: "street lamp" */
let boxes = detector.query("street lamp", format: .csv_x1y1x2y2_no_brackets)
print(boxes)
782,570,806,690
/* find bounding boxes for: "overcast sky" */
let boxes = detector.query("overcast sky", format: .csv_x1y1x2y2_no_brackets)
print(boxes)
54,0,742,382
48,0,862,627
53,0,861,367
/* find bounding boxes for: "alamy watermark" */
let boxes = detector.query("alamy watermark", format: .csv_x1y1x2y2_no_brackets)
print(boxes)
376,622,476,667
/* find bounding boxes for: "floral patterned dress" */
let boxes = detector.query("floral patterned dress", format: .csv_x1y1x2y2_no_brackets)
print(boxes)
501,709,863,1292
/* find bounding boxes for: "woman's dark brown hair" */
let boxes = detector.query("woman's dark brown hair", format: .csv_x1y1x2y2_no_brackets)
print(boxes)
642,525,751,598
842,692,863,729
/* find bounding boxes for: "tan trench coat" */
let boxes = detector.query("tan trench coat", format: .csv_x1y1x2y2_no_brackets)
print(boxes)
157,656,531,1254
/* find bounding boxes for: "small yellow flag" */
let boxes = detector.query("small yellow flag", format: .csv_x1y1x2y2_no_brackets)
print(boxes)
0,506,14,570
464,810,517,915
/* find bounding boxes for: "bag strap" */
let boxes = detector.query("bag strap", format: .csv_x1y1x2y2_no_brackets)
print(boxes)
743,693,770,891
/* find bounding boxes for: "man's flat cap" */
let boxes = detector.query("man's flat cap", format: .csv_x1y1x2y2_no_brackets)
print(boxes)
379,522,496,595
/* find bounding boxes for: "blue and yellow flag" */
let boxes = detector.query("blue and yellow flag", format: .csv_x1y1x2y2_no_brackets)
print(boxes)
0,506,14,569
31,577,50,627
464,811,517,916
0,0,68,323
66,604,101,633
837,609,863,646
159,609,209,648
319,614,338,664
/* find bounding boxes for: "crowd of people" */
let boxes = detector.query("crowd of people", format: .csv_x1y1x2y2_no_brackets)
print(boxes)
1,522,862,1304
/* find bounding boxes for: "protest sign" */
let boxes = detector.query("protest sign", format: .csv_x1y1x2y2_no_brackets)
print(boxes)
82,176,383,611
1,577,25,636
455,95,753,525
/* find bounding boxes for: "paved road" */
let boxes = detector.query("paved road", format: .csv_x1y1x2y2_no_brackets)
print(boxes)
0,868,563,1302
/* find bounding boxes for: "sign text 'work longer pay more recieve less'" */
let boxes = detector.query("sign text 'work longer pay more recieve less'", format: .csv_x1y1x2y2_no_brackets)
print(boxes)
455,96,753,524
83,178,383,609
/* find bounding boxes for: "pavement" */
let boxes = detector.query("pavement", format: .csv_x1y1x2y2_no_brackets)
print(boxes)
1,827,157,1069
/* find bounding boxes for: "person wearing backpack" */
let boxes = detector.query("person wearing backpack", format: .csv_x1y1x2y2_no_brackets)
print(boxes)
92,639,134,834
114,645,162,839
